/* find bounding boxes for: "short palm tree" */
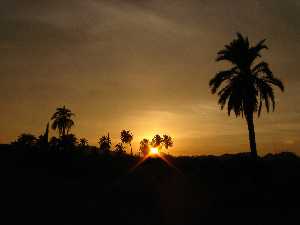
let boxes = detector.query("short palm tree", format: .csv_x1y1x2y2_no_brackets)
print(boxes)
162,135,173,152
79,138,88,147
114,143,126,155
51,106,75,137
151,134,163,150
120,130,134,155
99,133,112,153
139,138,150,156
209,33,284,158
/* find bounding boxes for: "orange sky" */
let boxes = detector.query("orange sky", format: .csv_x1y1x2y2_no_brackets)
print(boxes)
0,0,299,155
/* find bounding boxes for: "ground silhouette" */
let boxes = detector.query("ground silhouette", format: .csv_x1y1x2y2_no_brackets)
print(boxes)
1,144,299,225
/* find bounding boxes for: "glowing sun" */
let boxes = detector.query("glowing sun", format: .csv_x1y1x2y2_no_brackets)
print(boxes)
149,147,159,155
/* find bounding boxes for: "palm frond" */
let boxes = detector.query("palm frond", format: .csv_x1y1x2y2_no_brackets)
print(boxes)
209,68,237,93
264,77,284,91
217,85,233,109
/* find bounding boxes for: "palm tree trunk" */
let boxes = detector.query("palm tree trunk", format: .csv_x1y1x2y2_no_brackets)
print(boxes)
130,144,133,156
62,125,66,137
245,111,258,159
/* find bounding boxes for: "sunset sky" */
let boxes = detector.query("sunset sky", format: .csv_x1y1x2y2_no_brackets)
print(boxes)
0,0,299,155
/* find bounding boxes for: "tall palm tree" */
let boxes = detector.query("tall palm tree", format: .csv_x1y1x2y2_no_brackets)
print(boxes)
120,130,134,155
51,106,75,137
209,33,284,158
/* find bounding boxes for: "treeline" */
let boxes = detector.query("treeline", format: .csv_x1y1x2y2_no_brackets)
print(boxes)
10,106,173,157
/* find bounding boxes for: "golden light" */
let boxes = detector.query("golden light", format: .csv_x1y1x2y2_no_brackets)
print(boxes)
149,147,159,155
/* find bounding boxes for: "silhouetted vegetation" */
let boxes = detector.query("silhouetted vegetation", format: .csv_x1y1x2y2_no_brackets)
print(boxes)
98,133,112,154
162,134,173,152
1,143,299,225
120,129,134,155
151,134,163,149
79,138,88,150
139,138,150,156
210,33,284,159
11,133,38,152
51,105,75,137
114,142,126,155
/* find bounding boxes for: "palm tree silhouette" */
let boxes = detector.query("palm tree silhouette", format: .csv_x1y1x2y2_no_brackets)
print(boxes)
120,130,134,155
139,138,150,156
79,138,88,147
99,133,112,154
51,106,75,137
114,143,126,155
162,135,173,153
209,33,284,158
151,134,163,151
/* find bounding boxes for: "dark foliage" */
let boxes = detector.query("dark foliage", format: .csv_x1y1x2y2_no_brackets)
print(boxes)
209,33,284,159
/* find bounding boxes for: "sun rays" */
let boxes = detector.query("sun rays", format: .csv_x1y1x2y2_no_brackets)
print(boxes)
129,150,182,174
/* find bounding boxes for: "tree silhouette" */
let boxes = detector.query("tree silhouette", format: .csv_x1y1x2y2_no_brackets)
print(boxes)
60,134,77,150
99,133,111,154
79,138,88,147
49,137,60,150
209,33,284,158
139,138,150,156
43,123,49,144
162,135,173,153
151,134,163,150
51,106,75,137
120,130,134,155
37,123,50,150
114,143,126,155
12,133,37,148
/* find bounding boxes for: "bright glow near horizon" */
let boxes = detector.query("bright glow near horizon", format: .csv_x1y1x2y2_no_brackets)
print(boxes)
149,147,159,155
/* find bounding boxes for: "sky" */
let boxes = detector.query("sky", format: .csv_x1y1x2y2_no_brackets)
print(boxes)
0,0,299,155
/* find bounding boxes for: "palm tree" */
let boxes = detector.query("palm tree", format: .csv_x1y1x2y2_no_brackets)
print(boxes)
99,133,111,154
120,130,134,155
139,138,150,156
79,138,88,147
162,135,173,153
114,143,126,155
151,134,163,150
209,33,284,158
51,106,75,137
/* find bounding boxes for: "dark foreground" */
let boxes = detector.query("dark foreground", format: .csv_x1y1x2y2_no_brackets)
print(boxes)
1,145,299,225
